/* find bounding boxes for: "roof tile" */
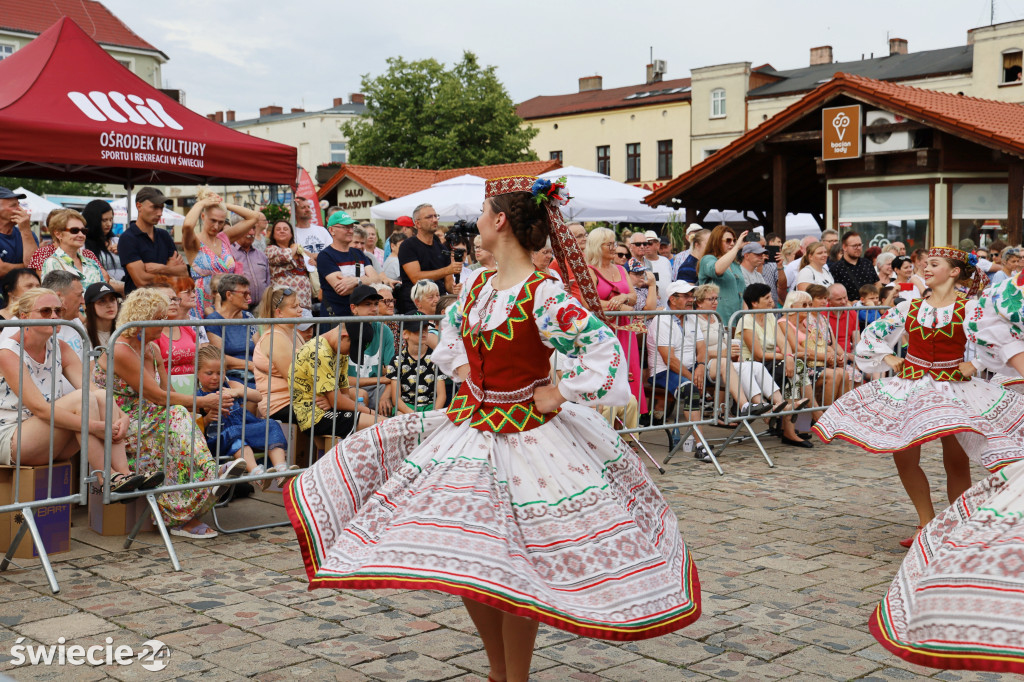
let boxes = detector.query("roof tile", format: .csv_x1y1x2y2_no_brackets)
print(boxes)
516,77,691,119
0,0,161,54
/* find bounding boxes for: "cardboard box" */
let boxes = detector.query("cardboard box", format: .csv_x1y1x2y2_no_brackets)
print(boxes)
88,484,155,536
0,462,72,560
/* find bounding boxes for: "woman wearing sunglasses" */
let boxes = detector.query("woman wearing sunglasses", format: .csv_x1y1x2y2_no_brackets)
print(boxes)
39,209,113,289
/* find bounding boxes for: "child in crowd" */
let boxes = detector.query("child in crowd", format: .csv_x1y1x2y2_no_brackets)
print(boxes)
385,318,445,414
856,283,882,329
194,345,296,490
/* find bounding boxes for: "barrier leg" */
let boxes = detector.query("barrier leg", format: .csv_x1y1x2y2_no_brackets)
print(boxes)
0,508,60,594
615,418,665,474
125,493,180,572
741,419,775,468
695,427,725,476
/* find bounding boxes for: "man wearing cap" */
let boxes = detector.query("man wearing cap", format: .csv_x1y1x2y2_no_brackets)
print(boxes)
318,210,388,318
293,196,332,258
384,216,416,259
345,284,395,414
396,203,458,314
643,230,673,308
739,243,768,288
118,187,188,295
0,187,38,275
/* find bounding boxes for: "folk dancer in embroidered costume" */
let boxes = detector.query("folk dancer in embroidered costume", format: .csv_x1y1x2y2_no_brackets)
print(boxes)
813,247,1024,548
864,256,1024,673
283,175,701,682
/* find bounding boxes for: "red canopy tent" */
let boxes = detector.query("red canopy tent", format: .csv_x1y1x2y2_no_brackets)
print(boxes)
0,17,297,187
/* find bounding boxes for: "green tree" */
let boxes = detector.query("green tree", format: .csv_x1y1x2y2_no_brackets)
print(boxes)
343,52,538,169
0,177,105,197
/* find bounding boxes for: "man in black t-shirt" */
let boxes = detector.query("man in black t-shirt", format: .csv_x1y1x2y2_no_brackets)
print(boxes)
829,231,878,297
396,203,459,314
119,187,188,294
317,210,389,317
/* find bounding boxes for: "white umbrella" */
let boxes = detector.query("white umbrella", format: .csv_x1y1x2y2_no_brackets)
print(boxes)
537,166,684,223
15,187,63,222
108,196,184,227
370,175,485,222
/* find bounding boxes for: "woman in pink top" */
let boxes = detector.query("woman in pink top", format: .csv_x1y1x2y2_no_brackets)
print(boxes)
183,188,261,317
152,276,204,394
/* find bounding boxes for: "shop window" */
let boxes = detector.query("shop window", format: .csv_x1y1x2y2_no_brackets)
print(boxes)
0,43,13,61
549,150,562,163
838,184,930,251
330,141,347,163
710,88,726,118
625,143,641,182
951,183,1015,246
1003,49,1023,84
596,145,610,175
657,140,673,179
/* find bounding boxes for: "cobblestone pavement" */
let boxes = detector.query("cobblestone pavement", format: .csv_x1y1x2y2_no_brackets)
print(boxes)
0,424,1008,681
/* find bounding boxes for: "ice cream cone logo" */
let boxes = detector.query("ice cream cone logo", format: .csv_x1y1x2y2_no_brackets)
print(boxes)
832,112,851,141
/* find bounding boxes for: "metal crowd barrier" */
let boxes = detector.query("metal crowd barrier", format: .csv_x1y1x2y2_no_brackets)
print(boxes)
0,319,90,594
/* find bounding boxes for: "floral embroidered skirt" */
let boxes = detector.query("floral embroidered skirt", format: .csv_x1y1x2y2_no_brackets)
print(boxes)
284,403,701,640
813,376,1024,473
871,460,1024,672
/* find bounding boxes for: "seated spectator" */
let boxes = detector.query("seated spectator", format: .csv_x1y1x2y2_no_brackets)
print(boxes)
875,252,896,287
84,282,121,350
204,274,258,384
40,209,113,290
291,319,378,441
94,288,246,538
385,318,446,414
627,258,658,312
344,285,395,414
0,187,38,275
82,199,124,285
382,232,405,281
0,268,39,320
411,280,442,350
194,345,295,491
857,283,883,329
0,287,151,492
372,283,402,356
38,271,85,355
531,240,559,282
472,234,496,271
253,286,304,424
230,224,271,310
150,277,202,394
265,219,314,310
988,246,1021,287
118,187,189,295
801,283,849,409
436,294,457,316
825,283,859,352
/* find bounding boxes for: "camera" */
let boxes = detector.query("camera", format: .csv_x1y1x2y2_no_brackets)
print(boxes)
452,247,466,263
446,219,479,255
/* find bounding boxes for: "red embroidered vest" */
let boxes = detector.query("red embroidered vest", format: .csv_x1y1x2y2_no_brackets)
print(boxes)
446,270,559,433
900,296,968,382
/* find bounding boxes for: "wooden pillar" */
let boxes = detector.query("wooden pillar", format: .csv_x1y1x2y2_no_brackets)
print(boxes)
772,155,787,241
1009,160,1024,247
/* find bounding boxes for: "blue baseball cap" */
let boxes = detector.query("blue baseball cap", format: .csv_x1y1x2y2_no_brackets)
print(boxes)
0,187,26,200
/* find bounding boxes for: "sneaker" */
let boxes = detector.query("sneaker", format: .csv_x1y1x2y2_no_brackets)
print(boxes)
693,446,714,463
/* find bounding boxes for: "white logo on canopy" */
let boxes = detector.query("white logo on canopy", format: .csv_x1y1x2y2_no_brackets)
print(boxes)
67,91,183,130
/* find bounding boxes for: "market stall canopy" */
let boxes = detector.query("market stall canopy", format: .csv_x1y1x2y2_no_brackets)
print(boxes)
537,167,683,223
108,196,184,227
370,175,486,222
14,187,64,222
0,18,297,186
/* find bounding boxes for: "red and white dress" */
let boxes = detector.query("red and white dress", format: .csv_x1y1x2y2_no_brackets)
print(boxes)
284,269,701,640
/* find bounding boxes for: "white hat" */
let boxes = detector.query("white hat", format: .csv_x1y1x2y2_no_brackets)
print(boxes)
668,281,696,297
297,308,315,331
685,223,703,236
643,230,660,241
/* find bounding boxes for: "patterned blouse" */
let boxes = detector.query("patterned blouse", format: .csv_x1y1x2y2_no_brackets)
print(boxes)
384,348,441,409
290,334,351,431
40,246,107,288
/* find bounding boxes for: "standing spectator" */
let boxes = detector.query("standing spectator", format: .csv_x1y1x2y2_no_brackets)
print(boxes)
548,222,591,303
784,236,817,293
0,268,39,320
474,234,496,270
887,241,907,257
738,243,768,288
83,281,121,350
318,211,383,318
204,274,258,383
383,215,415,259
0,186,37,275
698,225,748,328
796,242,834,291
658,236,672,259
292,196,332,258
251,212,269,252
351,226,379,271
396,204,458,314
118,187,188,295
230,226,271,309
182,189,259,318
39,209,110,288
39,271,85,355
612,242,630,268
531,241,558,281
778,239,802,293
989,247,1021,286
875,252,897,286
820,229,840,261
344,285,395,414
82,199,124,285
828,231,878,296
382,232,406,280
265,220,313,310
644,230,673,307
677,229,709,285
361,222,385,267
891,255,925,300
673,224,703,277
627,231,649,267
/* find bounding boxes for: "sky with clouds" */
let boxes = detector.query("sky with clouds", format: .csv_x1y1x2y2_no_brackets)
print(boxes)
103,0,1024,119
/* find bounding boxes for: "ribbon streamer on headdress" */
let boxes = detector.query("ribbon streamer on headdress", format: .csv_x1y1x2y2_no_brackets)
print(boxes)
484,175,609,324
928,245,989,298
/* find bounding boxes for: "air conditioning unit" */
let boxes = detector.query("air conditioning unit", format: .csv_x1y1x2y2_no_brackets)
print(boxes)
652,59,667,74
865,110,913,153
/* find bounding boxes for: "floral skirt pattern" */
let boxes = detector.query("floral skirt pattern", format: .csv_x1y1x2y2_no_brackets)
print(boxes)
285,404,701,640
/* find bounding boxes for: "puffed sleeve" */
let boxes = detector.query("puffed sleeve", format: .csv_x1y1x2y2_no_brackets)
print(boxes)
534,280,628,406
965,278,1024,374
432,268,486,378
855,300,911,373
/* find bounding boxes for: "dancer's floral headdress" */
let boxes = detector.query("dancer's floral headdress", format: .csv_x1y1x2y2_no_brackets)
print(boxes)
485,175,607,322
929,246,988,297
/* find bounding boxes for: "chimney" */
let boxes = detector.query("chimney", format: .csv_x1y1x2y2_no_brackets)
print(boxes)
333,97,344,107
205,113,216,121
291,107,305,113
646,63,665,85
349,93,365,104
259,105,283,117
226,110,235,122
889,37,908,56
214,111,224,123
810,46,833,66
578,75,603,92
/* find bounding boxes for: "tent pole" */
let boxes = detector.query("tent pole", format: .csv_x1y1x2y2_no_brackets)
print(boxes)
124,174,133,228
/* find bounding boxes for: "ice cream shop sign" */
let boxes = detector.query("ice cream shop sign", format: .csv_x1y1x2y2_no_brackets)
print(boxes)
822,105,861,161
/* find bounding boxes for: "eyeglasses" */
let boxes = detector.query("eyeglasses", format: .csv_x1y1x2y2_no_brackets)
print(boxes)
615,252,629,258
646,240,658,245
380,299,396,305
32,306,65,317
601,242,615,249
168,296,181,303
703,297,720,303
723,238,735,244
65,227,86,235
630,242,645,248
229,290,251,299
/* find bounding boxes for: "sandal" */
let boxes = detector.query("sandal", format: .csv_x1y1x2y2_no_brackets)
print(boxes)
109,473,145,496
169,522,218,539
137,471,165,490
